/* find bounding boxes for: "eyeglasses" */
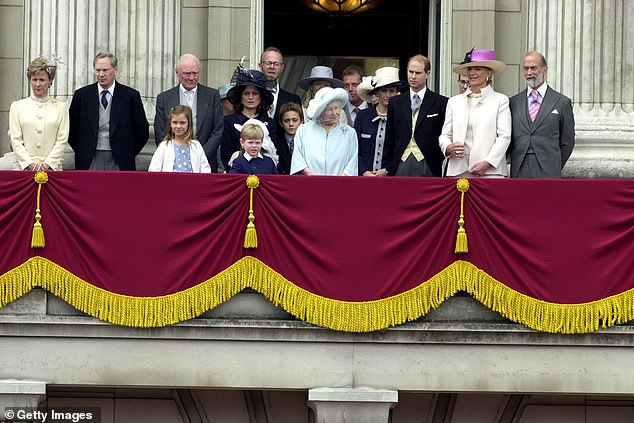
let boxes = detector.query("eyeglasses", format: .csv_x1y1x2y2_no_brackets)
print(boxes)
180,72,199,77
262,61,283,68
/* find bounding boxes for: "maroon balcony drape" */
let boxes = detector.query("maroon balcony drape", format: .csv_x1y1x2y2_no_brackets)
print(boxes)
1,170,633,333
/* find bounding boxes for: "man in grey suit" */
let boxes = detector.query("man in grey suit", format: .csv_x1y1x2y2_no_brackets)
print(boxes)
154,54,223,171
509,51,575,178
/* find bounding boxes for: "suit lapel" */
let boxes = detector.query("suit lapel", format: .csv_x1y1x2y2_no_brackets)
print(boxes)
531,88,559,131
396,92,413,131
109,84,126,135
516,89,532,133
414,90,435,129
196,85,209,133
87,83,100,130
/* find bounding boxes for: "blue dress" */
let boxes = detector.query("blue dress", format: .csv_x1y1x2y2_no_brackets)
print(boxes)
173,143,193,172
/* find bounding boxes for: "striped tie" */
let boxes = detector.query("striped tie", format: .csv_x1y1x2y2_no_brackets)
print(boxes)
529,90,540,121
101,91,108,109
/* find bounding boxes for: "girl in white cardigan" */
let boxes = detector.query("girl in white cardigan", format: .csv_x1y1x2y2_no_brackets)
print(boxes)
149,105,211,173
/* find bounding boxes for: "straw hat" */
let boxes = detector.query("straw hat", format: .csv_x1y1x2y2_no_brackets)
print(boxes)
298,66,344,90
356,66,404,103
306,87,349,121
452,49,506,75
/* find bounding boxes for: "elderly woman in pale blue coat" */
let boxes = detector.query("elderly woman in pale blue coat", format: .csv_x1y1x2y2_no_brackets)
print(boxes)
290,87,358,176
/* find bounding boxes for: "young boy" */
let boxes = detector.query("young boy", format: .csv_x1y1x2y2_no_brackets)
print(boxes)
229,122,279,175
274,102,304,174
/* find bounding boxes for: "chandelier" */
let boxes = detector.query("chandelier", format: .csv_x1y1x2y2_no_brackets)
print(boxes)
299,0,385,16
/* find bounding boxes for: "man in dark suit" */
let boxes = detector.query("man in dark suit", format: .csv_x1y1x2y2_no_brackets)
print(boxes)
385,54,448,176
258,47,302,174
154,54,223,172
509,51,575,178
69,53,149,170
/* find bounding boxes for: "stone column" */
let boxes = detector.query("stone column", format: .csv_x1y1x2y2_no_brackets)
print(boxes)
525,0,634,177
307,388,397,423
0,381,46,423
23,0,180,106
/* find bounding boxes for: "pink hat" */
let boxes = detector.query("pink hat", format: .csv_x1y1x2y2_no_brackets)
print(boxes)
453,49,506,75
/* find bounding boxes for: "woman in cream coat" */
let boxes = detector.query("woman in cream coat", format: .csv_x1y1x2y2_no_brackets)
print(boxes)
9,56,69,171
439,49,511,177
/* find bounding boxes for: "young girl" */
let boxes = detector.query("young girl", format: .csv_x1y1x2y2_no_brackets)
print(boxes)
148,105,211,172
228,121,278,175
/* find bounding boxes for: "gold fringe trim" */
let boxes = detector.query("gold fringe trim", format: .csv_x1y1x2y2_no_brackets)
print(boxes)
31,171,49,248
244,175,260,249
2,257,634,334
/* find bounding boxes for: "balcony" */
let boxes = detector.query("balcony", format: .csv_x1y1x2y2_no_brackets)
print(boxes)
1,170,634,422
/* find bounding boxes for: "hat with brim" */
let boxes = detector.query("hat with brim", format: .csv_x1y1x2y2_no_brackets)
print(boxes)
226,69,274,109
452,49,506,75
306,87,349,121
357,66,405,103
298,66,345,91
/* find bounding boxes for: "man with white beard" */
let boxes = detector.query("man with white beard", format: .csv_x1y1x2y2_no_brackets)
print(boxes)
509,51,575,178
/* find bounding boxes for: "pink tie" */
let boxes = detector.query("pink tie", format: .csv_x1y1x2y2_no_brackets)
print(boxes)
529,90,540,121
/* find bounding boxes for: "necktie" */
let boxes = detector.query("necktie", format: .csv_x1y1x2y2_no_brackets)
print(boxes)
101,91,108,109
289,138,294,155
529,89,540,121
184,90,194,108
411,94,421,115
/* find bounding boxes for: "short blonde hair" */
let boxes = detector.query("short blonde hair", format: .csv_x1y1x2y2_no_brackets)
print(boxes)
27,57,56,81
240,123,264,140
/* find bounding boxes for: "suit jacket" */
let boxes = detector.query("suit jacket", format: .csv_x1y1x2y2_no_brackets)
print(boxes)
154,84,223,172
69,82,149,170
273,131,293,175
385,88,448,176
354,107,392,175
509,86,575,178
274,88,302,119
439,86,512,177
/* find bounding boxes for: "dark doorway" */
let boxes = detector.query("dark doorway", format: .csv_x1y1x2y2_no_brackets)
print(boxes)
264,0,430,96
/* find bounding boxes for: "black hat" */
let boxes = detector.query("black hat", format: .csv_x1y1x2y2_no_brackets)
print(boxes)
226,68,275,109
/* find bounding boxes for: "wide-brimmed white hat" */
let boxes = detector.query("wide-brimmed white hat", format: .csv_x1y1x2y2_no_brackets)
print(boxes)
452,49,506,75
306,87,349,120
357,66,404,103
298,66,344,90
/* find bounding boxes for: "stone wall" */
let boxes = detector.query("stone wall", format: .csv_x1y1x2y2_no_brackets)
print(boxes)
1,0,632,176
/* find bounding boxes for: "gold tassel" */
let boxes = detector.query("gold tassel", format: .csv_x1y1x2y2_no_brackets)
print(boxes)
455,178,470,254
31,171,49,248
244,175,260,249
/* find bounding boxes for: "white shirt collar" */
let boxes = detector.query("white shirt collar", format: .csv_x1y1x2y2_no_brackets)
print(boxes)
243,151,263,161
180,84,198,95
99,81,116,97
527,83,548,99
347,102,367,113
410,86,427,101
